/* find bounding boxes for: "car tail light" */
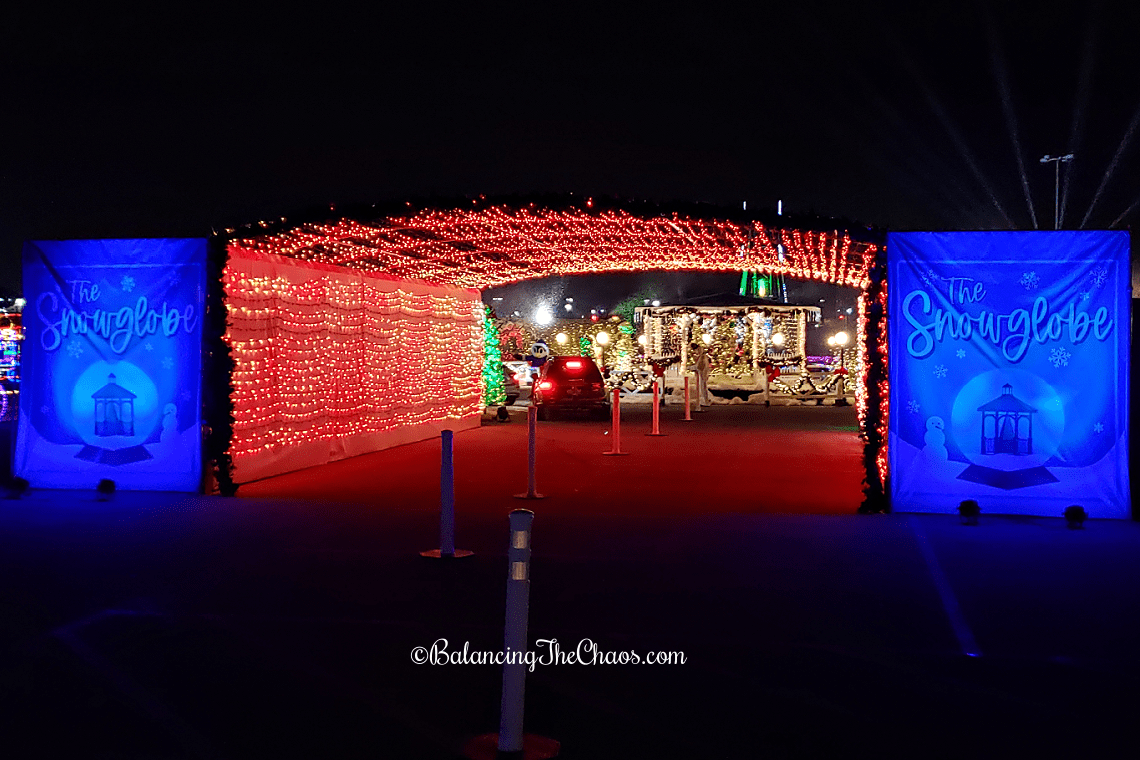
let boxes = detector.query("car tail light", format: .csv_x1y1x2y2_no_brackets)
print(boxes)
538,380,554,390
565,360,583,369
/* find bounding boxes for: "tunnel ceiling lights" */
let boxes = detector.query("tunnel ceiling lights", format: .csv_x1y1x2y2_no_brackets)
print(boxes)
228,205,880,292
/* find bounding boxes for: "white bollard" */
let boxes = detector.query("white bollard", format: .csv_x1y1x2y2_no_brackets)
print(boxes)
466,511,558,760
514,405,545,499
499,510,533,754
603,387,628,455
647,378,665,436
420,429,473,558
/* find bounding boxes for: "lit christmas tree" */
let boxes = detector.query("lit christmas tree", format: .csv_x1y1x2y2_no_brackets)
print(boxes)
482,305,507,407
579,335,592,358
612,321,635,375
708,318,750,379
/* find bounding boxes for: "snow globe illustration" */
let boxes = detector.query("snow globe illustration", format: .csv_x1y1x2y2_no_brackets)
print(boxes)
68,360,160,451
949,368,1065,489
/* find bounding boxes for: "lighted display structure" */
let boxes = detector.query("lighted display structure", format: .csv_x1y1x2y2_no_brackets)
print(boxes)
0,318,19,423
888,231,1130,517
222,199,889,506
223,247,483,483
16,239,206,490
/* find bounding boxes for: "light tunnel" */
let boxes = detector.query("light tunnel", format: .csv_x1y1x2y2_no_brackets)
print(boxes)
210,198,890,508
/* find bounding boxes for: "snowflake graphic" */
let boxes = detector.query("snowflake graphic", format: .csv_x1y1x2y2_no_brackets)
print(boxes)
1049,347,1071,368
1093,422,1105,434
40,405,50,415
66,339,84,358
144,342,154,351
1019,271,1040,290
1091,267,1108,288
161,357,174,370
120,275,136,293
1080,291,1091,301
920,269,947,287
907,400,920,414
933,364,947,378
955,349,966,359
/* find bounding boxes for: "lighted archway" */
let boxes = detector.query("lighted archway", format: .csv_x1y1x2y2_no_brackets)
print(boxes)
208,198,889,511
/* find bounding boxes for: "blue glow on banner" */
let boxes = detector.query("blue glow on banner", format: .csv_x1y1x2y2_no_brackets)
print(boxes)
16,239,206,491
888,231,1130,517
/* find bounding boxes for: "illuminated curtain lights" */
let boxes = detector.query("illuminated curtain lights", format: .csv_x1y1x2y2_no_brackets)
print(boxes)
223,250,483,463
227,206,878,292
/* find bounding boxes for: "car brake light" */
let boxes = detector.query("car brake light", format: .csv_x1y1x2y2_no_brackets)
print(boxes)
538,380,554,390
565,360,583,369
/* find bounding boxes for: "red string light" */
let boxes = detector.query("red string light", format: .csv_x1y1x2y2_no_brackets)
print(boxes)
223,249,483,469
228,207,878,291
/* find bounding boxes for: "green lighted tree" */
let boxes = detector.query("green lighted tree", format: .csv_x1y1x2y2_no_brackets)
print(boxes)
708,318,749,379
612,322,635,375
482,305,507,406
611,291,654,325
579,335,592,357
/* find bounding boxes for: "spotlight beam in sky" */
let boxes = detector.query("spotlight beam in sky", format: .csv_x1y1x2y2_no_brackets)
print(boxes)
892,39,1016,229
1107,194,1140,229
849,73,983,224
1080,100,1140,228
1061,3,1100,228
985,9,1037,229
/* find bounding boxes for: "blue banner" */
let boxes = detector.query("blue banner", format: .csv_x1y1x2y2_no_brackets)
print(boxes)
16,239,206,491
888,231,1130,518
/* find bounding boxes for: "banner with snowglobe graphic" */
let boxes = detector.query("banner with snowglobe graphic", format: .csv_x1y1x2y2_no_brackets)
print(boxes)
888,231,1130,518
16,239,206,491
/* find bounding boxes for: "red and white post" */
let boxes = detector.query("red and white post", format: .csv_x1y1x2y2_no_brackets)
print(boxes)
603,387,628,456
646,378,665,436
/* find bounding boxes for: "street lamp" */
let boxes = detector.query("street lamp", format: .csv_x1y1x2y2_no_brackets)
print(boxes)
832,331,849,370
1040,154,1074,230
533,306,554,326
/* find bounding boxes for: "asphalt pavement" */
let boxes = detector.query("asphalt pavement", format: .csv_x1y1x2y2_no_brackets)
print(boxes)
2,405,1138,759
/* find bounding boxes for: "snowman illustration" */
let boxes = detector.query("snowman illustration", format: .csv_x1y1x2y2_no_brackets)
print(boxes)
159,403,178,446
922,416,948,461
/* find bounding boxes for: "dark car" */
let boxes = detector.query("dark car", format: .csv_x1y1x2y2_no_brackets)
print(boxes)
532,356,609,420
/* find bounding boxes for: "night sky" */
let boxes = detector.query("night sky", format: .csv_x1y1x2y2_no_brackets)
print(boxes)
3,2,1138,302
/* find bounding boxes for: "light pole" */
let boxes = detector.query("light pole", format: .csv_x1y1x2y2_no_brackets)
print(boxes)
830,331,849,370
830,331,849,396
1040,154,1074,230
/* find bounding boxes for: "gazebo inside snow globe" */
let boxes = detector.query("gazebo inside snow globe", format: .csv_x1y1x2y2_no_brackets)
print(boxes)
978,383,1036,456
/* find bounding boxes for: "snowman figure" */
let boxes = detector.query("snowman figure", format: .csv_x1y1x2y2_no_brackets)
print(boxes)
160,403,178,446
527,340,551,381
922,416,948,461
